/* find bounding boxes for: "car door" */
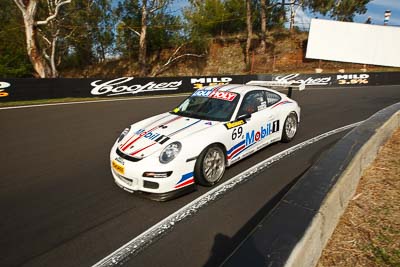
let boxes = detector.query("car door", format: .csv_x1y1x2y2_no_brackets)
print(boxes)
263,90,283,142
226,90,269,164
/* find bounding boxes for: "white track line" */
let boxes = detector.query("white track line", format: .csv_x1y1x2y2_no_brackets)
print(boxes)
2,84,398,111
92,121,363,267
0,93,190,110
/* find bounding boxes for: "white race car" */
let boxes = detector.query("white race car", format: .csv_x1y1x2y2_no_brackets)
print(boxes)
110,82,303,200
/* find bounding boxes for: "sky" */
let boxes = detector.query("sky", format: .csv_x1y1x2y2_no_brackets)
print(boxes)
295,0,400,27
169,0,400,28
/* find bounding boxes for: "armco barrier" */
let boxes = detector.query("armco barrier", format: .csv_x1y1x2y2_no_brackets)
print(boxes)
1,72,400,102
222,102,400,267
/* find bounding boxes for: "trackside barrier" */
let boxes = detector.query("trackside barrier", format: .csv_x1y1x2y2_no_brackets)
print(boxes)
222,102,400,267
1,72,400,102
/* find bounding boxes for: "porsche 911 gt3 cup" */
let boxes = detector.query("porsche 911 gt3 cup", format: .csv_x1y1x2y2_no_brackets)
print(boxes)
110,82,304,200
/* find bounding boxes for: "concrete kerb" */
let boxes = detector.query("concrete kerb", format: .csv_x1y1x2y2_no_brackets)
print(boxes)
286,104,400,267
222,102,400,267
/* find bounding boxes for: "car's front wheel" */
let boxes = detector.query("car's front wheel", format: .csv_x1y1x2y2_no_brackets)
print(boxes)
281,112,298,142
194,145,226,186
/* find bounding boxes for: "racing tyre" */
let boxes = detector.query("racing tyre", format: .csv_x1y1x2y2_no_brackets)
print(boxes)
194,145,226,187
281,113,298,143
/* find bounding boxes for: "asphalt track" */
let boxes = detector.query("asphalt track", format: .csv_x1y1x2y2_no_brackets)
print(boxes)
0,85,399,267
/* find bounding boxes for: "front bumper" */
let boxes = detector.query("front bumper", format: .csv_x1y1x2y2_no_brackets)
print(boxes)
110,143,197,199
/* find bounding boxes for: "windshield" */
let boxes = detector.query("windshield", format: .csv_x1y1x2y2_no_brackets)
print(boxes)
172,95,239,121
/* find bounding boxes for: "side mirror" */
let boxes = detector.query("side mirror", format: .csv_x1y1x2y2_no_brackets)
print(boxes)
236,113,252,121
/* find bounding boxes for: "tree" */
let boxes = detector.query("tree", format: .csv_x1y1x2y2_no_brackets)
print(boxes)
280,0,286,24
260,0,267,52
304,0,370,22
151,43,206,76
115,0,162,75
13,0,71,78
150,6,207,76
259,0,300,52
116,0,204,76
137,0,170,76
185,0,248,38
61,0,116,70
115,0,141,60
90,0,115,62
0,1,33,77
289,0,305,32
245,0,252,67
185,0,227,37
303,0,335,16
330,0,370,21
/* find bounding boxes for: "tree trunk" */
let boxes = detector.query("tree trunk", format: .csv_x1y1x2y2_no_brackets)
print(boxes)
14,0,67,78
260,0,267,53
139,0,148,76
22,2,52,78
245,0,252,68
50,35,59,77
289,0,295,32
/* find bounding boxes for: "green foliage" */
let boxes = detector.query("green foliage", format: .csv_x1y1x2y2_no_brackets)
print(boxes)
60,0,116,69
185,0,229,36
184,0,288,40
0,1,33,77
115,0,185,59
0,52,33,78
115,0,141,59
303,0,336,16
330,0,371,22
223,0,247,33
1,0,374,77
91,0,116,61
256,1,286,30
147,12,183,52
184,0,249,37
304,0,371,22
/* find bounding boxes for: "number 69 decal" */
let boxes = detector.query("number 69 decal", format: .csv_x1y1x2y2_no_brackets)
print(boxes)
231,126,243,140
0,82,10,97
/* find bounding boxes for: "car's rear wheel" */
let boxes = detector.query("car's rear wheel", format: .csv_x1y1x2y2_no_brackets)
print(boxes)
194,145,226,186
282,112,298,142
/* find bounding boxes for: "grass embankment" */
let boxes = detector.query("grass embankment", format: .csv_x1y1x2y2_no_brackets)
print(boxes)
318,128,400,267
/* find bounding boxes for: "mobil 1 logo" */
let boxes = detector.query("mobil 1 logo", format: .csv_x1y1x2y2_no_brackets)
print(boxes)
245,120,279,146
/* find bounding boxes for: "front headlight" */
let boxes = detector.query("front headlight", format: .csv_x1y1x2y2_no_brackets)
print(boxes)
159,141,182,164
117,126,130,142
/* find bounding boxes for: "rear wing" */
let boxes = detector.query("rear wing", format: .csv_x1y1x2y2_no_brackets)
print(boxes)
246,81,305,98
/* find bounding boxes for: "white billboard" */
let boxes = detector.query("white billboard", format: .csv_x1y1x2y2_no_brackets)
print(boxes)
306,19,400,67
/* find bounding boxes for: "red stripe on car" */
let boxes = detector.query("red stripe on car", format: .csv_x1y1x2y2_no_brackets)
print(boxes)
129,143,156,156
272,100,291,109
121,116,182,151
174,178,195,189
227,144,245,160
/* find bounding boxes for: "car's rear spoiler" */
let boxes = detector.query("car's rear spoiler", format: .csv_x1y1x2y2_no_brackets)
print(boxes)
246,81,305,98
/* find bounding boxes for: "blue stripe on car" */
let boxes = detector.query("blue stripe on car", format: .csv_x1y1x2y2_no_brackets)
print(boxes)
168,119,202,137
232,142,257,159
176,172,194,184
227,140,245,155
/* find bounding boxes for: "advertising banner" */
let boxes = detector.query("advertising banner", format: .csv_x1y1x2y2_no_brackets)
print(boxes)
1,72,399,102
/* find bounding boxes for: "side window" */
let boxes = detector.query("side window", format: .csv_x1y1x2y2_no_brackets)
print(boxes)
237,91,266,117
265,91,281,106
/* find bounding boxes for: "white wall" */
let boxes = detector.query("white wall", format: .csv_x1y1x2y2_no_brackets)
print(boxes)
306,19,400,67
